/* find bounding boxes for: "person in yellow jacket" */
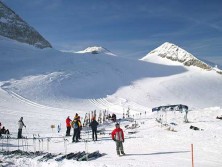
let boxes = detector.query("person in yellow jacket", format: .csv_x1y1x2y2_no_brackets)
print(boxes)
71,114,81,142
77,116,82,139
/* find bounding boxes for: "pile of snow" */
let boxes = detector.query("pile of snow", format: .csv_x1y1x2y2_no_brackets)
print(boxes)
76,46,117,56
141,42,216,72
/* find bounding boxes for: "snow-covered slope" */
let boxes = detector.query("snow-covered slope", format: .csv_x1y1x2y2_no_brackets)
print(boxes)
0,1,52,48
140,42,222,74
76,46,117,56
0,34,222,167
1,37,222,110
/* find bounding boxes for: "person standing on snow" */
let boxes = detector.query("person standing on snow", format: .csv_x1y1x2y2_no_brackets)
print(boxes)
18,117,26,139
77,116,82,140
111,122,125,156
71,116,81,142
66,116,72,136
111,113,116,122
89,117,99,141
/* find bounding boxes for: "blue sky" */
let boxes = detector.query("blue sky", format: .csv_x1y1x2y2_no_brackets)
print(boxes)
2,0,222,61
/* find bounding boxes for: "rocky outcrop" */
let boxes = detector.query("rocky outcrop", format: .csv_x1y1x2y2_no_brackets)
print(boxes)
149,42,212,70
0,1,52,49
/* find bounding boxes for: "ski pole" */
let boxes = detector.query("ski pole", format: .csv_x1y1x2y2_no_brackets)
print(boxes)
24,137,27,151
1,136,3,151
191,144,194,167
64,137,68,155
22,138,24,152
33,134,36,152
41,138,43,151
18,138,20,150
25,136,27,151
47,137,51,152
6,135,9,152
38,134,41,151
38,139,41,151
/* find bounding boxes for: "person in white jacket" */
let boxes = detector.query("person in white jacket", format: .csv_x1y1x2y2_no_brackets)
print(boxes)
18,117,26,139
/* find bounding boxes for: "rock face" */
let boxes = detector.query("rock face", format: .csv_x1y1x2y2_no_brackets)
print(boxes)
0,1,52,49
142,42,212,70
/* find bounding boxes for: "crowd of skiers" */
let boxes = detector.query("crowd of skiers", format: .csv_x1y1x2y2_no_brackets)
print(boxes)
65,113,100,142
65,112,125,155
1,112,125,156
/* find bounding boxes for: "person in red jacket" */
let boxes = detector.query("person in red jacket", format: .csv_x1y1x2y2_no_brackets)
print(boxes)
66,116,72,136
111,122,125,156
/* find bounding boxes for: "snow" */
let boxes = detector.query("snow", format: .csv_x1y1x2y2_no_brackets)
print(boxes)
76,46,117,56
0,37,222,166
141,42,197,62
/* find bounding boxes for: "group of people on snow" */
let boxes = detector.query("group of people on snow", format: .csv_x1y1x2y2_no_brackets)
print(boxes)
3,112,125,156
0,122,10,137
65,113,125,155
106,113,117,122
65,113,100,142
1,117,26,139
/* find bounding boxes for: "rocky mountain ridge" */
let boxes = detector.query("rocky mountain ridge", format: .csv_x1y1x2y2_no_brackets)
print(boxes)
0,1,52,49
141,42,222,74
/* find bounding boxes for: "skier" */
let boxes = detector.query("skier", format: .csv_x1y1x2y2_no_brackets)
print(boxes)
77,116,82,139
71,116,81,142
89,117,99,141
66,116,72,136
18,117,26,139
111,122,125,156
111,113,116,122
107,114,111,120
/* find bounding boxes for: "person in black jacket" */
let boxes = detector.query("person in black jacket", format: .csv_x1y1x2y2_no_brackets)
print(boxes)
89,117,99,141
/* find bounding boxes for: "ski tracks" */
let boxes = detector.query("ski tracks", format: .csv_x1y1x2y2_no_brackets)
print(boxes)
89,98,148,115
3,88,70,113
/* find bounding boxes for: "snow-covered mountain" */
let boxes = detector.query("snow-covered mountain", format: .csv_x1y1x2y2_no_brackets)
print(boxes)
141,42,222,74
76,46,117,56
0,1,52,49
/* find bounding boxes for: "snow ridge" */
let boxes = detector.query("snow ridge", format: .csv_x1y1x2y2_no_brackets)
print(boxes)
0,1,52,49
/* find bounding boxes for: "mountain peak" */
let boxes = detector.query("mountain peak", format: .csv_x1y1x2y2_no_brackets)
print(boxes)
76,46,116,56
0,1,52,49
141,42,214,71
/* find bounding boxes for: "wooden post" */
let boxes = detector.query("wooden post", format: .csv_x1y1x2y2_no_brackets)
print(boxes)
191,144,194,167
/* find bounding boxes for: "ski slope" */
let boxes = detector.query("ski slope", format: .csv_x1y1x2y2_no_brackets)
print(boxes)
0,37,222,166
